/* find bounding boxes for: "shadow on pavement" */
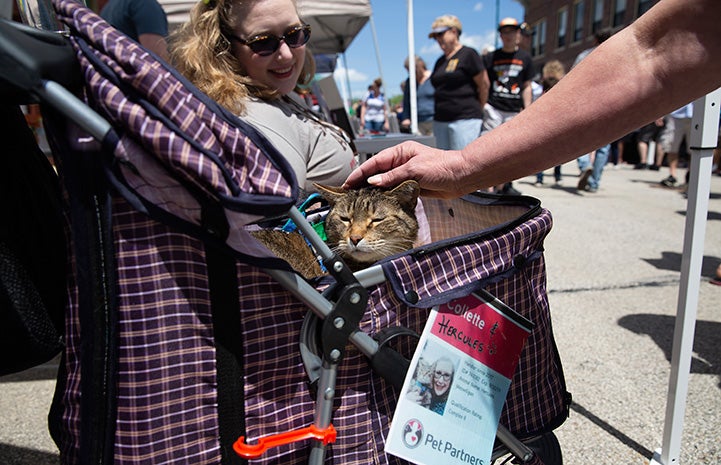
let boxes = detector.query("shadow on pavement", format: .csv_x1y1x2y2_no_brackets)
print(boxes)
519,180,584,196
0,356,60,383
642,251,721,279
675,209,721,221
0,443,59,464
569,402,654,459
618,314,721,389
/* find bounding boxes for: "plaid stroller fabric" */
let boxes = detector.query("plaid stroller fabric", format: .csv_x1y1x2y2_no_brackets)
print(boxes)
43,1,569,465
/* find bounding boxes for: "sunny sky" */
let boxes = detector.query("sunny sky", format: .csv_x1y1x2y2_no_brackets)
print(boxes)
331,0,525,103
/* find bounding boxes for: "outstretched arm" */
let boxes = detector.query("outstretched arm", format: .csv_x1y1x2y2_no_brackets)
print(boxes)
345,0,721,197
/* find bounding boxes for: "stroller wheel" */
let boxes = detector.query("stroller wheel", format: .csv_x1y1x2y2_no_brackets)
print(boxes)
492,431,562,465
514,432,562,465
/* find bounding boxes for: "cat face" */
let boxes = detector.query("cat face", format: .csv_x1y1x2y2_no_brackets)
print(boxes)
414,358,433,386
314,181,420,267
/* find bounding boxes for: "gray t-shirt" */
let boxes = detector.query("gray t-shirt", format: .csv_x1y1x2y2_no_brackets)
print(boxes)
242,96,356,193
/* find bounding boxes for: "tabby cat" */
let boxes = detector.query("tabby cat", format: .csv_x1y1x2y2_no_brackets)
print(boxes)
251,180,420,279
408,357,433,407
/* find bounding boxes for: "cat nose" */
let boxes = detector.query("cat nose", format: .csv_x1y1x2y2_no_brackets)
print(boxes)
349,235,363,246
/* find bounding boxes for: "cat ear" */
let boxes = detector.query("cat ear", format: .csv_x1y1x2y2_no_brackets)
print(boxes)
386,180,421,211
312,183,346,205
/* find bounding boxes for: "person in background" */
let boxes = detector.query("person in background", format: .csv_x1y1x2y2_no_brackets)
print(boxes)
98,0,169,61
658,103,694,188
573,29,613,193
169,0,355,194
519,22,542,102
481,17,534,195
428,15,485,150
634,117,665,170
343,0,720,200
360,78,388,133
401,55,435,136
534,60,566,186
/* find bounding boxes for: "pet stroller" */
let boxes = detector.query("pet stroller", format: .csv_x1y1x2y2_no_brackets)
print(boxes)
1,1,570,464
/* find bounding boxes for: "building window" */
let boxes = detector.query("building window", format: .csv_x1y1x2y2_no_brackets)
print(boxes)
573,1,585,42
557,8,567,48
637,0,653,16
592,0,604,33
536,20,547,56
613,0,626,27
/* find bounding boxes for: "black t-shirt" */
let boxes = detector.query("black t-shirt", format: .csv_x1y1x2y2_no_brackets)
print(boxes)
430,46,484,122
483,48,534,113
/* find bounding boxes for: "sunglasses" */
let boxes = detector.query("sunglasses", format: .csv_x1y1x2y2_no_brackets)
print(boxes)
229,24,311,56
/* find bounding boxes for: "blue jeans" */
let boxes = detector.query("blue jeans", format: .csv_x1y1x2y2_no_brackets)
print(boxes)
577,144,610,189
433,119,482,150
364,120,384,132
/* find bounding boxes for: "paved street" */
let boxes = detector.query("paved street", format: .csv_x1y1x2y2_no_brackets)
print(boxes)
1,161,719,464
523,161,721,464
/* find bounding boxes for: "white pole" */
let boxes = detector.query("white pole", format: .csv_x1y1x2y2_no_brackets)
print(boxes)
340,52,353,112
368,14,392,122
407,0,418,134
649,87,721,465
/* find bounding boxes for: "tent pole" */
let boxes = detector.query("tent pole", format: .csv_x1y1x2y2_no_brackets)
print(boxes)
649,87,721,465
340,51,353,112
368,13,391,123
407,0,418,134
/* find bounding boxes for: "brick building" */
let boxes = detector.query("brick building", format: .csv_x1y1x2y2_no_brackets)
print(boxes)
519,0,659,75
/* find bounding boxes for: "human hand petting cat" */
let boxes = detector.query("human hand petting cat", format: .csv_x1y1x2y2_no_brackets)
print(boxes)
343,141,477,199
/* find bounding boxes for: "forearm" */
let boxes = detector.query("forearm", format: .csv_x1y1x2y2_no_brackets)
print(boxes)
477,73,489,109
462,0,721,189
521,84,531,109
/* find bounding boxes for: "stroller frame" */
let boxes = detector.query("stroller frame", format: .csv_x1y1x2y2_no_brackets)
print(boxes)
3,1,568,464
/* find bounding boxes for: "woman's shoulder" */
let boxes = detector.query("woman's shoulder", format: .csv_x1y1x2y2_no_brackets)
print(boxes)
244,97,316,133
242,98,306,148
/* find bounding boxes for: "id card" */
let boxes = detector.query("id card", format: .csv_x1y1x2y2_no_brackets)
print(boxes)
385,290,533,465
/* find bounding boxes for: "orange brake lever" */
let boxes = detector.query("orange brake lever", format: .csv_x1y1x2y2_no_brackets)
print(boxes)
233,424,337,459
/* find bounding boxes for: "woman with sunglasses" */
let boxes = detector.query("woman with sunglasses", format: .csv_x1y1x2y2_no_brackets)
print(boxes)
169,0,356,193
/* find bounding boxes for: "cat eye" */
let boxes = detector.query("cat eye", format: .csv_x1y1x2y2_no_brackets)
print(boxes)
434,370,452,380
229,24,311,56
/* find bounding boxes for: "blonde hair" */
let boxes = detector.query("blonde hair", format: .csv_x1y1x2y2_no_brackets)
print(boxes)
542,60,566,80
168,0,315,114
403,55,426,70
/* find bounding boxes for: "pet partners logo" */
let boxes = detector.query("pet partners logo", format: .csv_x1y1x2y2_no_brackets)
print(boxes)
402,419,424,448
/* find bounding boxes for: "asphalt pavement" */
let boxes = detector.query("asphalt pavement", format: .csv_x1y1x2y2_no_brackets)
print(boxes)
1,161,719,464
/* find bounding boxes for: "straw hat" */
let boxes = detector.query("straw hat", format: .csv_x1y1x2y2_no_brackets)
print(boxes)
428,15,462,38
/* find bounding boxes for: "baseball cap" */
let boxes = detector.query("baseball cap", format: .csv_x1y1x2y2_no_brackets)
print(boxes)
498,17,521,31
520,22,532,36
428,15,462,38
